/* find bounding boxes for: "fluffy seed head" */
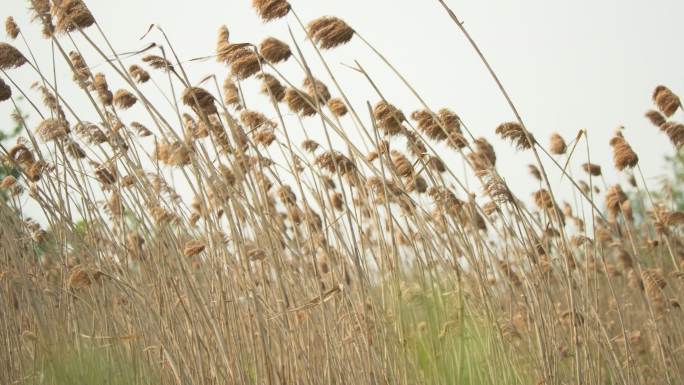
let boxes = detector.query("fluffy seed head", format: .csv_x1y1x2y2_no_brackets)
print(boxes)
258,73,285,102
549,133,567,155
182,87,217,116
285,88,317,116
645,109,666,127
373,101,405,136
0,43,27,70
660,122,684,148
252,0,291,22
128,64,150,84
223,77,243,109
240,110,276,131
308,16,354,49
35,118,69,142
303,77,331,104
183,239,206,257
113,89,137,109
0,78,11,102
652,85,681,117
327,98,347,117
52,0,95,33
605,184,628,220
5,17,19,39
609,135,638,171
581,163,602,176
259,37,291,63
495,122,535,150
142,55,174,72
68,51,91,87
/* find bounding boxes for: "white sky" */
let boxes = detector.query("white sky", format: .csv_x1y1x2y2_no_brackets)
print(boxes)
2,0,684,218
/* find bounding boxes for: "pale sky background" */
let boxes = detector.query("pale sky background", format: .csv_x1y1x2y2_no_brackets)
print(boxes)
2,0,684,220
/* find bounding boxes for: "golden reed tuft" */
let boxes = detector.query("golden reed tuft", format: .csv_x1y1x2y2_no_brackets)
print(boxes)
652,85,681,117
581,163,602,176
327,98,347,117
258,73,285,102
113,89,137,110
495,122,535,150
285,88,317,116
307,16,354,49
0,43,27,70
68,51,91,87
52,0,95,33
609,135,638,171
5,17,19,39
303,77,331,104
0,78,11,102
93,73,113,106
645,109,666,127
183,239,206,257
252,0,291,22
259,37,291,64
182,87,217,116
660,122,684,148
128,64,150,84
549,133,567,155
35,118,69,142
142,55,174,72
373,101,406,136
223,77,243,109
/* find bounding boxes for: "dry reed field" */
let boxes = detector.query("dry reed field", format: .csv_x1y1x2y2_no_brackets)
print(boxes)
1,1,684,384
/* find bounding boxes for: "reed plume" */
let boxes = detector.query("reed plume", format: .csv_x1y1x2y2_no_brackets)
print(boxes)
260,37,291,63
252,0,291,22
0,43,27,70
307,16,354,49
5,17,19,39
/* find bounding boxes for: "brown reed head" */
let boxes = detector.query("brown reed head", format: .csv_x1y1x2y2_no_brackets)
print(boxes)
645,109,666,127
93,73,113,106
495,122,534,150
260,37,291,64
0,78,11,102
5,17,19,39
113,89,137,110
609,135,638,171
549,133,567,155
35,118,69,142
182,87,217,116
581,162,602,176
52,0,95,33
659,122,684,148
308,16,354,49
373,101,405,136
0,43,27,70
327,98,348,117
652,85,681,117
303,77,331,104
257,73,285,102
285,88,317,116
142,55,174,72
128,64,150,84
252,0,291,22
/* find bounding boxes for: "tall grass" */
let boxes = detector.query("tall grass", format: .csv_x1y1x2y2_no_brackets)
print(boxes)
1,1,684,384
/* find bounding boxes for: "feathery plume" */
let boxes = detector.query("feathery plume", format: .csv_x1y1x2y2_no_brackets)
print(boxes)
128,64,150,84
0,43,27,70
5,17,19,39
223,77,243,108
605,185,628,220
609,135,638,171
285,88,316,116
327,98,347,117
495,122,535,150
52,0,95,33
307,16,354,49
549,133,567,155
68,51,91,87
0,78,11,102
35,118,69,142
259,37,291,63
113,89,137,109
303,77,331,104
183,239,206,257
182,87,217,116
645,109,666,127
659,122,684,148
258,73,285,102
142,55,174,72
93,73,113,105
373,101,405,136
652,85,681,117
581,163,602,176
252,0,291,22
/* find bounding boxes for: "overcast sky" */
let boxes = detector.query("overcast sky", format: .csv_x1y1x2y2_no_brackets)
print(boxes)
2,0,683,215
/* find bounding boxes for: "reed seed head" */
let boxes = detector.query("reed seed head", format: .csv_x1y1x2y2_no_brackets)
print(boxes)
645,109,666,127
308,16,354,49
142,55,174,72
0,43,27,70
581,163,602,176
113,89,137,110
183,239,206,257
35,118,69,142
182,87,217,116
373,101,405,136
259,37,291,63
285,88,317,116
652,85,681,117
5,17,19,39
93,73,113,106
327,98,347,117
303,77,331,104
660,122,684,148
52,0,95,33
0,78,11,102
258,73,285,102
549,133,567,155
495,122,535,150
128,64,150,84
609,135,638,171
252,0,291,22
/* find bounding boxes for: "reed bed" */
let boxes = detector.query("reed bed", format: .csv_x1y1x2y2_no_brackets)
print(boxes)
1,1,683,384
